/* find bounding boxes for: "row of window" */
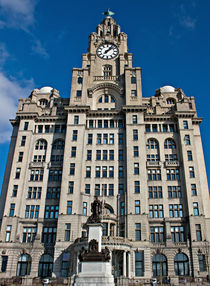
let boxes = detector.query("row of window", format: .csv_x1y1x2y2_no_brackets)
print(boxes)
34,124,66,134
87,119,124,129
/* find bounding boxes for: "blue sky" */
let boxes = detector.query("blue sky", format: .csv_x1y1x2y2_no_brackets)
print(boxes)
0,0,210,190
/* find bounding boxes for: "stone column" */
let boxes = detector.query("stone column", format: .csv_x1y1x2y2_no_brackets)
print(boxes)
128,252,131,278
123,251,127,277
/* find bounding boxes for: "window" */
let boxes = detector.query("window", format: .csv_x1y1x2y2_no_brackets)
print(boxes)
83,202,87,216
25,205,39,219
68,182,74,194
38,125,43,133
46,187,60,199
169,204,183,218
15,168,21,179
30,169,43,181
152,124,157,132
109,133,114,144
191,184,197,196
65,223,71,241
134,146,139,157
72,130,78,141
88,134,93,144
95,184,100,196
109,150,114,160
146,139,159,149
45,125,50,133
168,186,181,198
1,256,8,272
74,115,79,124
89,120,93,129
109,166,114,178
187,150,193,161
70,163,75,175
174,253,189,276
133,129,138,140
135,251,144,277
21,136,26,146
149,205,164,218
6,225,12,242
131,90,137,97
16,254,31,276
165,154,177,161
152,254,167,277
61,252,70,277
148,169,161,181
120,202,125,216
78,77,83,84
9,203,15,217
184,134,191,145
119,184,124,195
193,202,199,215
97,134,102,144
164,138,176,149
118,166,123,178
87,150,92,160
98,120,102,128
118,133,123,144
104,65,112,77
95,166,100,178
196,224,202,241
85,184,90,194
134,163,139,175
109,184,114,196
24,122,29,130
133,115,137,124
183,120,188,129
33,155,46,163
150,226,164,242
71,147,77,157
76,90,82,97
52,139,64,150
148,186,162,198
18,152,23,162
28,187,42,199
167,98,175,104
103,150,107,160
96,150,101,160
145,124,150,132
104,120,108,128
102,166,107,178
12,185,18,197
135,200,141,214
131,76,136,84
22,227,37,243
42,227,57,243
44,205,58,219
134,181,140,193
171,226,185,242
49,170,62,181
166,169,180,180
198,254,206,272
67,201,72,215
135,223,141,241
163,124,168,132
169,124,175,132
38,254,53,278
102,184,107,196
118,149,123,161
86,166,91,178
189,166,195,178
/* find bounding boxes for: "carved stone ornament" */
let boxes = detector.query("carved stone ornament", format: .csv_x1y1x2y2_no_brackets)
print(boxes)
79,239,110,262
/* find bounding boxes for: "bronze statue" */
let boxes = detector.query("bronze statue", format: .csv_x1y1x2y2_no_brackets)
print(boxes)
89,196,102,223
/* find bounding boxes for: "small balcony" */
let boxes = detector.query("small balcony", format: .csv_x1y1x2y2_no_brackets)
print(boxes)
94,75,120,82
164,161,180,167
146,161,161,167
29,162,45,168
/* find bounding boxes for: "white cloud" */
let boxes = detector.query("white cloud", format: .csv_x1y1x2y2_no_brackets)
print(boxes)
31,39,49,59
0,0,37,31
179,16,196,30
0,43,9,65
0,72,34,143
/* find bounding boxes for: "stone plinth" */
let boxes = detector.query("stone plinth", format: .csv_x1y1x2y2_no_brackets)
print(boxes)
88,223,102,252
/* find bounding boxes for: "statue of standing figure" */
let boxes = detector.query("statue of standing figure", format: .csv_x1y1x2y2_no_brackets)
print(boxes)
89,196,102,223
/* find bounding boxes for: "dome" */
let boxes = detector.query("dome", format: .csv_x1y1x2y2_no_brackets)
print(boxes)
160,85,175,93
39,86,53,93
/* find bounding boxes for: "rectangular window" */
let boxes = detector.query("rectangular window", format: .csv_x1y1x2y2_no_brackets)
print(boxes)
76,90,82,97
21,136,26,146
109,166,114,178
46,187,60,199
67,201,72,215
134,163,139,175
183,120,189,129
1,256,8,272
119,184,124,195
149,205,164,218
196,224,202,241
15,168,21,179
42,227,57,243
166,169,180,180
49,170,62,181
74,115,79,124
65,224,71,241
118,166,123,178
22,227,37,243
12,185,18,197
97,134,102,144
193,202,199,215
152,124,157,132
148,186,162,198
131,76,136,84
103,150,107,160
18,152,23,162
44,205,58,219
6,225,12,242
86,166,91,178
169,204,183,218
30,169,43,181
109,133,114,144
45,125,50,133
134,181,140,193
70,163,75,175
163,124,168,132
198,255,207,272
135,200,141,214
131,90,137,97
109,150,114,160
68,181,74,194
38,125,43,133
145,124,150,132
25,205,39,219
150,226,164,243
96,150,101,160
165,154,177,161
133,129,138,140
189,166,195,178
109,184,114,196
119,149,123,161
55,125,60,133
9,204,15,217
83,202,87,216
72,130,78,141
135,223,141,241
102,184,107,196
187,150,193,161
95,166,100,178
104,120,108,128
191,184,197,196
88,134,93,144
120,202,125,216
95,184,100,196
89,120,94,128
85,184,90,194
28,186,42,199
87,150,92,160
168,186,181,198
184,134,191,145
71,147,77,157
98,120,102,128
118,133,123,144
148,169,161,181
134,146,139,157
133,115,137,124
102,166,107,178
135,251,144,277
171,226,184,242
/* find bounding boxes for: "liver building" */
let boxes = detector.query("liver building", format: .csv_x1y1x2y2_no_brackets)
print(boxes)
0,11,210,285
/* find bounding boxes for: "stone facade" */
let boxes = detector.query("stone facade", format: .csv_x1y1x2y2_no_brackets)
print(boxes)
0,15,210,285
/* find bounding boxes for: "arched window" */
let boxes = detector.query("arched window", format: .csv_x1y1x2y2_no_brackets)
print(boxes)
174,253,189,276
167,98,175,105
164,138,176,149
38,254,53,278
16,254,31,276
146,139,160,162
146,139,159,150
39,99,48,107
152,254,168,277
35,139,47,150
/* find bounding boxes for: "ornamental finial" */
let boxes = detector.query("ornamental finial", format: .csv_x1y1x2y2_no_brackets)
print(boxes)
102,8,115,17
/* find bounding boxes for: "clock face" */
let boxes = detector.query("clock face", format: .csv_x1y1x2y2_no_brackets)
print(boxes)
97,44,118,60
